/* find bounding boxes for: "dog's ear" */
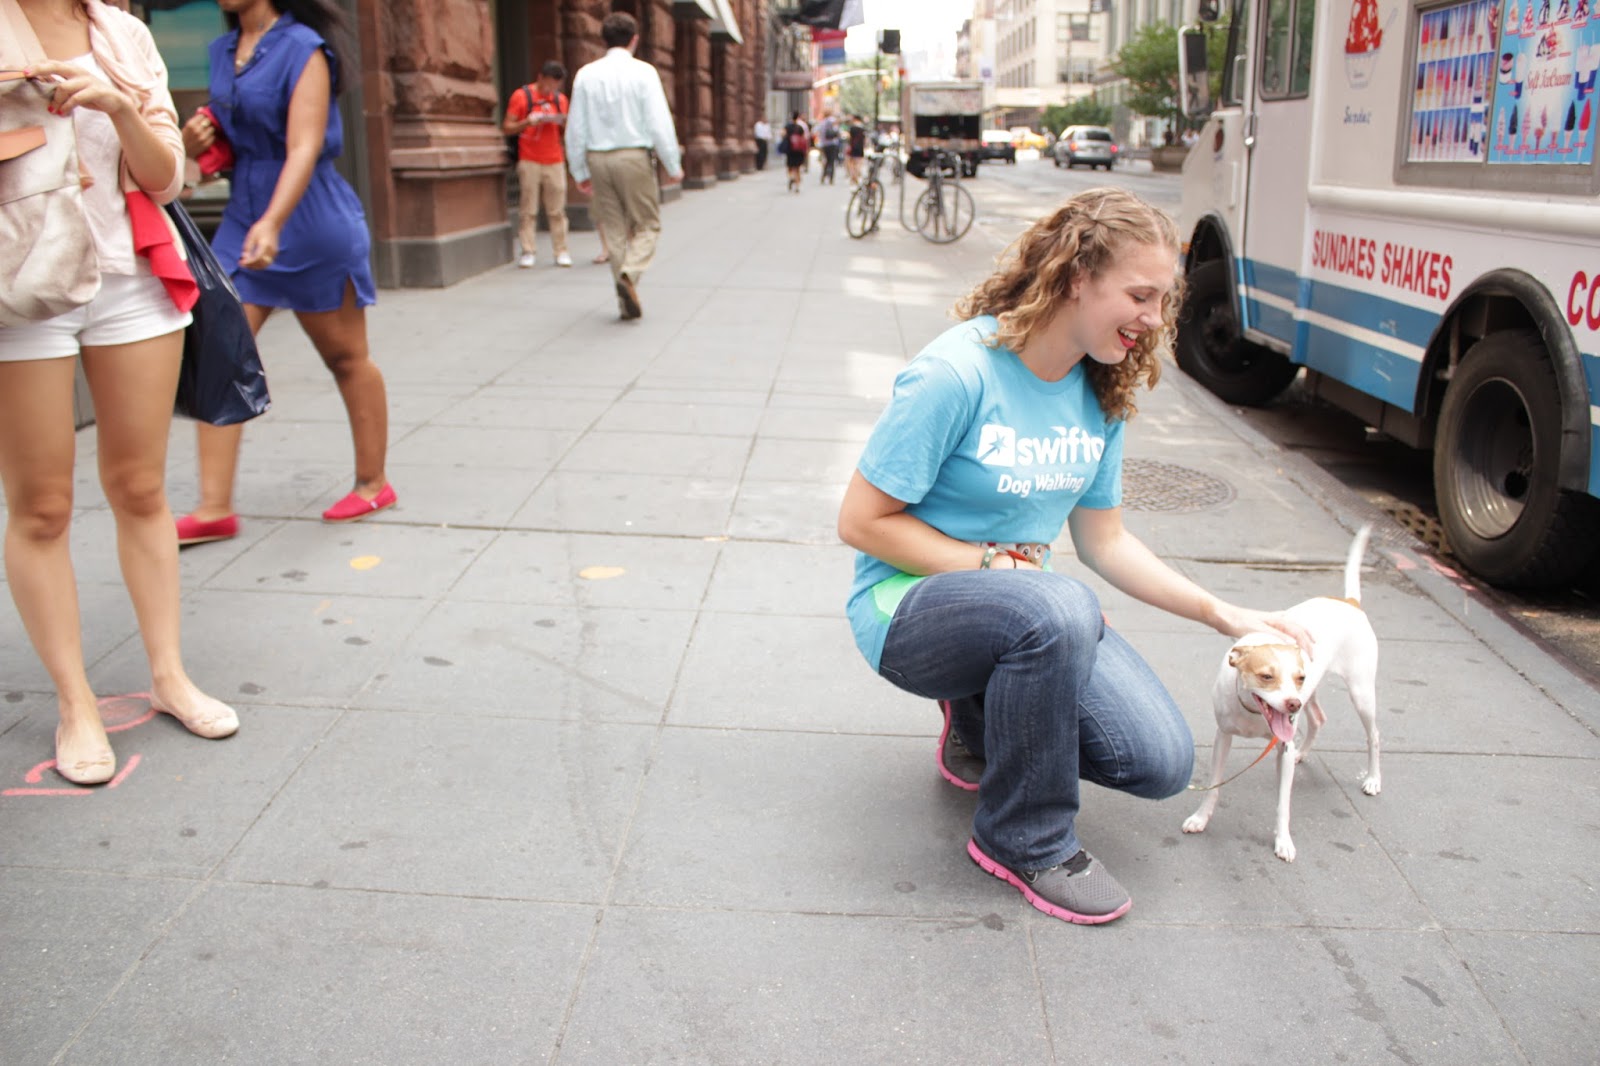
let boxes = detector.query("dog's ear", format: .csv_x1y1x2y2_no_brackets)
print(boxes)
1227,646,1249,669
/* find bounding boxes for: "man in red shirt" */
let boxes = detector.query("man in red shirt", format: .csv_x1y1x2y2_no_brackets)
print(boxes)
502,61,572,268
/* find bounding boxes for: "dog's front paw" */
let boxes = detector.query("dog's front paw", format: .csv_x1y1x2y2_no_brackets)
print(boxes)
1274,835,1296,862
1361,773,1381,796
1182,812,1211,834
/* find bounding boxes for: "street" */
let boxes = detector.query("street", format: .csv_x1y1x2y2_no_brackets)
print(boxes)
3,158,1598,1064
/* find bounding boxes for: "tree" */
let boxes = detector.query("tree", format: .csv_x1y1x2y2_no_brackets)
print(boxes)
1112,21,1231,129
1042,97,1113,136
1113,23,1182,128
830,58,899,123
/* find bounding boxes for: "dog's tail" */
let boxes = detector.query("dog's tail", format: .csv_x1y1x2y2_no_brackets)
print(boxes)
1343,523,1373,604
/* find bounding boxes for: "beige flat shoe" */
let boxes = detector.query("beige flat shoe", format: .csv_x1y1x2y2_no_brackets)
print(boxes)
55,725,116,786
151,694,240,739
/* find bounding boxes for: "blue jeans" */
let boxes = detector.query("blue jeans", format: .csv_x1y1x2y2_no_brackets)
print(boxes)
878,570,1193,871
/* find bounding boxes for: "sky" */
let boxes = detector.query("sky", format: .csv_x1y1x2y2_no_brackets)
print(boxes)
844,0,973,75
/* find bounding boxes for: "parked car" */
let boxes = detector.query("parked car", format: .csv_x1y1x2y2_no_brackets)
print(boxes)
1053,125,1118,169
979,129,1017,164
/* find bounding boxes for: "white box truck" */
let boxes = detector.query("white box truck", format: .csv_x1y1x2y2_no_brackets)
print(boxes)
1175,0,1600,588
901,79,984,178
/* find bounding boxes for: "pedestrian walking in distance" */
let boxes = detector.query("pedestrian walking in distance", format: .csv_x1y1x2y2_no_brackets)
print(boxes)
753,114,771,170
564,11,682,321
837,188,1313,925
176,0,396,539
1,0,240,784
502,59,572,269
782,111,808,192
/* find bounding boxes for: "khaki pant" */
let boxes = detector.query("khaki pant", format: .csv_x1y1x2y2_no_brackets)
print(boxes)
586,148,660,284
515,160,568,257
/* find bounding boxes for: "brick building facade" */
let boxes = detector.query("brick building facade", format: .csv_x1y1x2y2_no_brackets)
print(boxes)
355,0,769,287
140,0,770,289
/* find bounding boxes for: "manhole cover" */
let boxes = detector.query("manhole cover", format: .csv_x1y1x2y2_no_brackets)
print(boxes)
1123,459,1236,513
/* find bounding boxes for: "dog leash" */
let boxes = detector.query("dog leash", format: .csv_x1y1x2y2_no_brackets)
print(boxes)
1186,736,1280,792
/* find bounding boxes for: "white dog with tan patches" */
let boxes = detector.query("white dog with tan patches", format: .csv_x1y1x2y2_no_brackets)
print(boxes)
1183,524,1380,862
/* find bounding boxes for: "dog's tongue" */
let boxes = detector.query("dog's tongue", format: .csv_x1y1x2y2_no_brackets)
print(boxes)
1263,705,1296,744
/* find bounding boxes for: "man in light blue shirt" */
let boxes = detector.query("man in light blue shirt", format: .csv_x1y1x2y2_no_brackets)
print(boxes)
565,11,684,321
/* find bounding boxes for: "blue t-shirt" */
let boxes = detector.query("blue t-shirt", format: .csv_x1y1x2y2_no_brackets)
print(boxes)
846,315,1126,670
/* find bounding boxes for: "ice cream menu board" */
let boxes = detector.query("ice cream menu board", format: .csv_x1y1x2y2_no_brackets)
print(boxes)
1407,0,1498,162
1488,0,1598,163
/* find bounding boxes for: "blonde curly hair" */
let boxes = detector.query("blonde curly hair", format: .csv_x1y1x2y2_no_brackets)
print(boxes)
952,187,1182,421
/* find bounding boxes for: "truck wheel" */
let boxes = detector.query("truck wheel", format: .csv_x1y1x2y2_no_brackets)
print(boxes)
1433,329,1600,588
1175,260,1299,406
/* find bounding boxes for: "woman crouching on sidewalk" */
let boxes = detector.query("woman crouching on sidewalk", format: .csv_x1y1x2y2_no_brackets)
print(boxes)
837,187,1310,924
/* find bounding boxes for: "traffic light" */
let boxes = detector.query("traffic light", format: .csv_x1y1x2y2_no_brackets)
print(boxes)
879,29,900,53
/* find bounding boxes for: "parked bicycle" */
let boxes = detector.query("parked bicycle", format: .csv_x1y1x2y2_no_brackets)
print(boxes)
911,148,974,244
845,151,890,238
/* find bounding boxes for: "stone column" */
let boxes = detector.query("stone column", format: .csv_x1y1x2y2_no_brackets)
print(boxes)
712,39,739,180
674,9,718,188
357,0,510,288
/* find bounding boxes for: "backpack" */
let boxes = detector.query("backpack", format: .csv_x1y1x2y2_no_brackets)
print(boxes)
788,128,808,153
506,85,534,159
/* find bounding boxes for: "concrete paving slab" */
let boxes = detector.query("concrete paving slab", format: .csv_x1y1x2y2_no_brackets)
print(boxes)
430,389,614,431
202,522,497,600
387,423,579,472
59,882,592,1064
670,611,920,733
1451,930,1600,1062
1083,777,1434,930
557,430,753,480
371,461,541,528
509,471,738,537
727,478,845,543
756,404,878,443
450,530,721,610
1349,753,1600,931
260,384,471,427
356,600,691,722
592,399,764,437
613,728,1005,916
0,700,335,879
559,907,1052,1063
1032,925,1522,1063
0,867,195,1066
89,589,432,707
744,436,866,484
701,541,852,617
221,711,654,899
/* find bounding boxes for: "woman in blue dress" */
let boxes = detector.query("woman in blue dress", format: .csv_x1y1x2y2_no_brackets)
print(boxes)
174,0,395,542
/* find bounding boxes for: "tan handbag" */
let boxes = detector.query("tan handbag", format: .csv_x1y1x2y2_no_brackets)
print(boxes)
0,0,102,327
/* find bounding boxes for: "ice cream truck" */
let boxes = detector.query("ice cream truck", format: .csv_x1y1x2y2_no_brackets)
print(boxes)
1174,0,1600,588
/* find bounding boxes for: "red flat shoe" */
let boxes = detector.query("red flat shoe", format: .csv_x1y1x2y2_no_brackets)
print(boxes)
175,513,239,546
322,483,397,522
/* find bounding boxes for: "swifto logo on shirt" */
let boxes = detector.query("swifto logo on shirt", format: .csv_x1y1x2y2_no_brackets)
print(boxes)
977,423,1105,498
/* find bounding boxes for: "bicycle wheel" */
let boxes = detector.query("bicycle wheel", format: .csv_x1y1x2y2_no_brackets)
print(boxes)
914,181,974,243
862,180,884,232
845,184,873,238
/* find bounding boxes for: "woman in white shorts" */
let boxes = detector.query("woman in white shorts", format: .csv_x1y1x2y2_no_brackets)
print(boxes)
0,0,239,784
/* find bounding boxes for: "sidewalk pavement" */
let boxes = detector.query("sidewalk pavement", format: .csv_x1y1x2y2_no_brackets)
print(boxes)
4,165,1597,1065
